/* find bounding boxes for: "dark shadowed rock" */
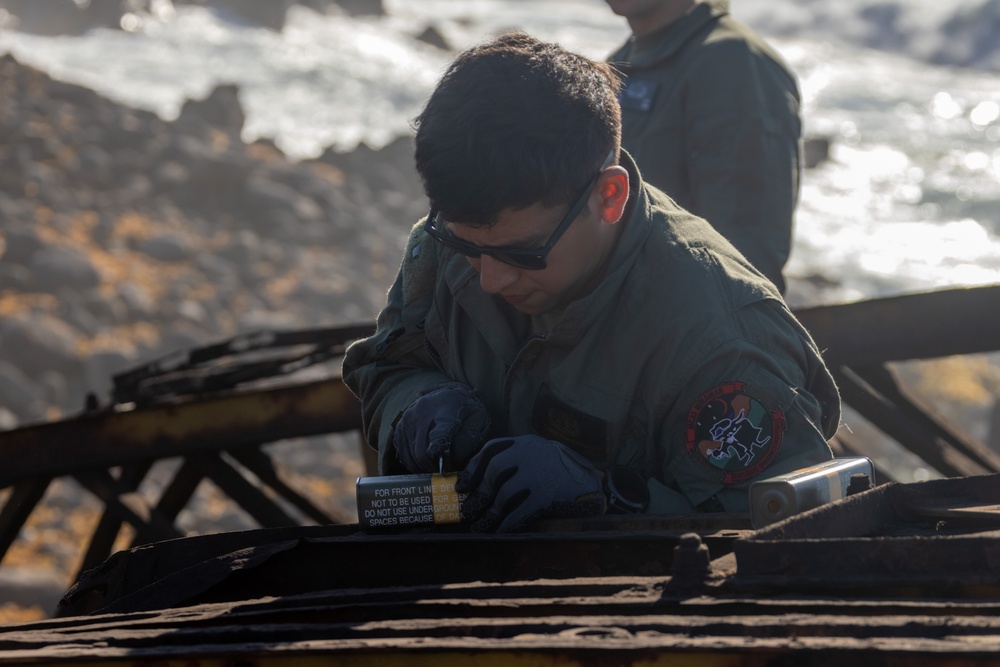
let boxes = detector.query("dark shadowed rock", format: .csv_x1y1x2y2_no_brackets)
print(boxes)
416,25,451,51
177,84,246,136
804,136,831,169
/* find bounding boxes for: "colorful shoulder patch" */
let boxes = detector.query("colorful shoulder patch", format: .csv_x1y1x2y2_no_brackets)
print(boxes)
684,381,785,484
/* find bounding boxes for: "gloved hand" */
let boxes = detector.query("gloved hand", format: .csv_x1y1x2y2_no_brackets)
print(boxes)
456,436,606,533
393,382,492,473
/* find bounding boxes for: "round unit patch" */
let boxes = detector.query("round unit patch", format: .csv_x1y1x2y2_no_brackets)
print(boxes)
684,381,785,484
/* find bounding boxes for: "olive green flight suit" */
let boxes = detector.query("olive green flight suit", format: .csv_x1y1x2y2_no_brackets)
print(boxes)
342,154,838,513
608,0,801,293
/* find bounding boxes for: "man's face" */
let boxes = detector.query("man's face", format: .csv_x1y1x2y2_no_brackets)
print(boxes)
443,196,617,315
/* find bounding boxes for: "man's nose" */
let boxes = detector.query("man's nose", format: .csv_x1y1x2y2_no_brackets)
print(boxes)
474,254,519,294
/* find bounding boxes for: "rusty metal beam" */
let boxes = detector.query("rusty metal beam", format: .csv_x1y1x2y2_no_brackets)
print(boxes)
0,378,362,487
193,452,301,529
230,447,352,525
834,366,991,478
792,284,1000,366
0,478,51,566
74,462,154,581
855,364,1000,474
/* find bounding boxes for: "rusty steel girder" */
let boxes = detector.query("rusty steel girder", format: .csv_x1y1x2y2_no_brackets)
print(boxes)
0,377,362,487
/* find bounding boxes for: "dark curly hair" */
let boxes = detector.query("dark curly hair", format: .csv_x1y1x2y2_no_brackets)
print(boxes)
414,32,622,226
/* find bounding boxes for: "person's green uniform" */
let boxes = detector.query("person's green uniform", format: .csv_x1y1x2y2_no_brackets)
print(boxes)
343,154,838,513
608,0,801,294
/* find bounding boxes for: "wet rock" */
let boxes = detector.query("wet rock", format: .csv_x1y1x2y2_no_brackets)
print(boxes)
803,136,831,169
416,25,451,51
176,84,246,137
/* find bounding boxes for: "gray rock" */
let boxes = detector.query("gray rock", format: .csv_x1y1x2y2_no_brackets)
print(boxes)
0,359,48,423
80,292,126,324
77,144,114,188
2,227,46,265
28,245,102,293
118,282,157,320
0,312,83,377
36,370,69,409
238,309,301,332
0,262,31,291
176,299,209,327
0,193,27,225
138,232,192,263
57,298,102,336
83,350,134,403
177,83,246,135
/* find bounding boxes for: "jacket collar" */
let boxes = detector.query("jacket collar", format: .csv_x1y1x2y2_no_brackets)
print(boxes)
609,0,729,69
548,150,652,343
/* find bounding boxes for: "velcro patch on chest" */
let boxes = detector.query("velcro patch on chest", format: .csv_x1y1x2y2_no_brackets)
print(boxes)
532,384,609,463
684,381,784,484
619,78,658,112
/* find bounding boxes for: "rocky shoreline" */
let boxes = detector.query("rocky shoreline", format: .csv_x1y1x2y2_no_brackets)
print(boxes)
0,53,424,428
0,52,423,617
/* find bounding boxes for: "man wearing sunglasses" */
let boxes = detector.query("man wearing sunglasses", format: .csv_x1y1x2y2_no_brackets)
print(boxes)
343,32,840,533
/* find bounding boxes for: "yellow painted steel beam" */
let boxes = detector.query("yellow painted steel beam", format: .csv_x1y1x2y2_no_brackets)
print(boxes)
0,378,362,487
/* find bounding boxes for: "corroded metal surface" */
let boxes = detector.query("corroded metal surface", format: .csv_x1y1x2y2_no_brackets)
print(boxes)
8,475,1000,664
734,473,1000,597
59,514,752,616
6,572,1000,665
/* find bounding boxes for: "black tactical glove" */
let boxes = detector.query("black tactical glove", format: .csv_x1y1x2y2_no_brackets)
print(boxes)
456,436,606,533
393,382,492,473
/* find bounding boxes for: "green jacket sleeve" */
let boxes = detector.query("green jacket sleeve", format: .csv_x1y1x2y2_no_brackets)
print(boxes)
682,31,800,293
342,222,454,474
656,298,839,512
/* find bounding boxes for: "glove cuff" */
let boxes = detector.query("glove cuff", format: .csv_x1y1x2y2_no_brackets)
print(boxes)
603,466,650,514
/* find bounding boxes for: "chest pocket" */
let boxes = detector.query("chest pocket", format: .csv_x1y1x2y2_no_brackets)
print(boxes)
532,384,610,463
619,78,659,113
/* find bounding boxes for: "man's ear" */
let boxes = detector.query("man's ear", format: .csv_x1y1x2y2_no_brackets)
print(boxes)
596,166,629,224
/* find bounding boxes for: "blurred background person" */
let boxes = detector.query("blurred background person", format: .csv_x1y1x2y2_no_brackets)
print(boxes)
605,0,802,294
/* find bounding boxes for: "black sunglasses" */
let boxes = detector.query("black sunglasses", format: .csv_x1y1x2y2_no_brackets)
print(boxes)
425,170,602,271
